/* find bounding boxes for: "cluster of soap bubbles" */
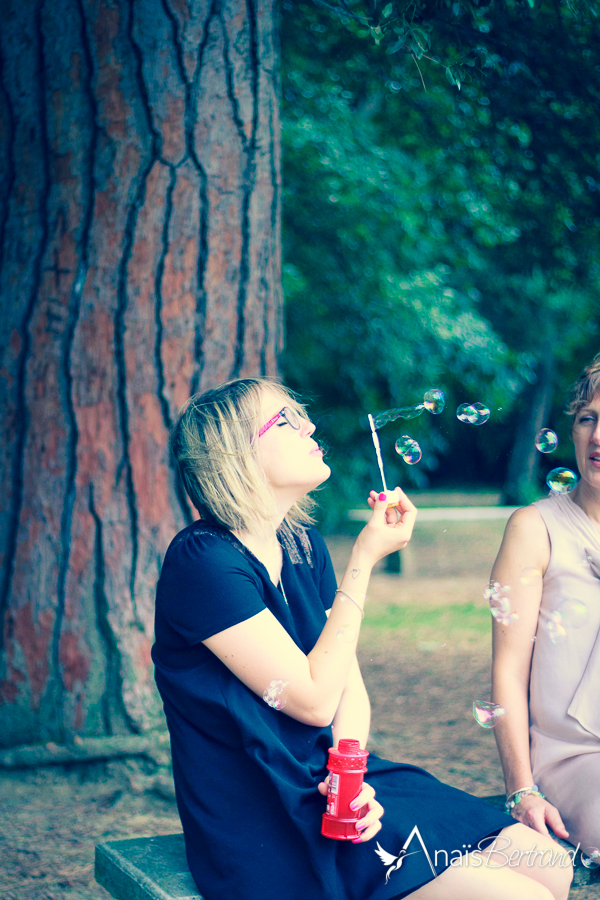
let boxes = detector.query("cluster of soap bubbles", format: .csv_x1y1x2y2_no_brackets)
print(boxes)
534,427,580,494
372,391,581,495
545,597,589,645
581,848,600,869
263,679,289,710
395,435,422,465
372,389,499,472
483,582,518,626
473,700,506,729
457,402,490,426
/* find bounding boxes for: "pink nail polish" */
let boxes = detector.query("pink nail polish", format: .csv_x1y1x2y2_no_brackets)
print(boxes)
379,493,387,501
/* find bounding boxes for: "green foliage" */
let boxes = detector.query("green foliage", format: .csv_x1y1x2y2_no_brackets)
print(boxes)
281,1,600,526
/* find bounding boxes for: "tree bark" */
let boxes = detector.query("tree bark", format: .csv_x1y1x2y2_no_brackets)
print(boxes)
0,0,282,746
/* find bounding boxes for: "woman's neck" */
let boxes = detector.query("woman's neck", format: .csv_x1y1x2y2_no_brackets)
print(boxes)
570,481,600,528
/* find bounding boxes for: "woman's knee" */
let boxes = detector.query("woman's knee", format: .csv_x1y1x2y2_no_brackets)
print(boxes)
408,860,558,900
496,824,573,900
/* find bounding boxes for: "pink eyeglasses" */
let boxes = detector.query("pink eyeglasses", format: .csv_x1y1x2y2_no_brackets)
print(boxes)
258,406,302,438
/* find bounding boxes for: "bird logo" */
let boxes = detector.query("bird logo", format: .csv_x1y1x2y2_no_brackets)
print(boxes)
374,844,421,882
374,825,438,883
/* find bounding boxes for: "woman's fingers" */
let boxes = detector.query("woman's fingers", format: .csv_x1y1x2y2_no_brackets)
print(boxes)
351,782,384,843
317,774,330,797
511,796,568,839
350,781,376,810
545,804,570,839
353,816,383,843
352,798,385,843
513,804,550,835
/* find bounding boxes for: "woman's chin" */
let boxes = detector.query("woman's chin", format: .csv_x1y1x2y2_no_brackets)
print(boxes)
318,463,332,484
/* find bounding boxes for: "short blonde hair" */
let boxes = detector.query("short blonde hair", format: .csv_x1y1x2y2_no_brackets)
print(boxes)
171,377,316,533
567,353,600,417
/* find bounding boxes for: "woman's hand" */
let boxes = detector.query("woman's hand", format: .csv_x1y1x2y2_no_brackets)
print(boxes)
318,777,384,843
353,487,417,566
509,793,570,840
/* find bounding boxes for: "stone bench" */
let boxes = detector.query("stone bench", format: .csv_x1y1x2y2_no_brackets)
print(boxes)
95,796,599,900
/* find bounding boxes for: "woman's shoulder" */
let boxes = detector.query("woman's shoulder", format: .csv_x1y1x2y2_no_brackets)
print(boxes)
505,502,547,530
498,503,549,551
163,521,256,570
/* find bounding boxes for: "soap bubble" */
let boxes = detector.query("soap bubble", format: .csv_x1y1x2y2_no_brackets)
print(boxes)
457,402,490,426
557,597,588,628
492,605,518,627
535,428,559,453
372,406,423,428
546,610,567,645
520,567,542,586
484,582,518,626
263,679,289,710
483,581,510,602
395,436,422,465
423,389,445,414
546,468,578,494
473,700,506,729
336,625,358,643
581,848,600,869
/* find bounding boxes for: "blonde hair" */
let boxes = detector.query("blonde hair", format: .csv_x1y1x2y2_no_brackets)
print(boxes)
171,377,316,533
567,352,600,417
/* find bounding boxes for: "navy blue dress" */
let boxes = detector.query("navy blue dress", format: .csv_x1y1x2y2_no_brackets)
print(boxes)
152,521,512,900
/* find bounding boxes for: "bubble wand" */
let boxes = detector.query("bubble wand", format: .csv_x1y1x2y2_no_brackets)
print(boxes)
367,390,444,500
368,414,388,493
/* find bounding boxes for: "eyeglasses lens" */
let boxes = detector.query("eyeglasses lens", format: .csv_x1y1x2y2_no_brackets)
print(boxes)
282,407,301,430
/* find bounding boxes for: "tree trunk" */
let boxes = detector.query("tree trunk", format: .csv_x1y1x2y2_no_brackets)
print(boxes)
502,349,555,506
0,0,282,747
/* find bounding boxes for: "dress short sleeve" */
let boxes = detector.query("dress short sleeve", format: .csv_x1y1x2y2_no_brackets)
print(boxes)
156,527,266,644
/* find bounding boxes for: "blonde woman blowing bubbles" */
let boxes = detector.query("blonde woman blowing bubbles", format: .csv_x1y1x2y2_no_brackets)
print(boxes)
153,377,571,900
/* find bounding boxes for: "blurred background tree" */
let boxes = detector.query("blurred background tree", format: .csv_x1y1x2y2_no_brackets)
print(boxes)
281,0,600,525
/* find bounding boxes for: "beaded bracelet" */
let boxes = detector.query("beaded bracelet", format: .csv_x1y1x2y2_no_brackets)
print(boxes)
505,786,545,813
335,589,365,619
506,785,538,804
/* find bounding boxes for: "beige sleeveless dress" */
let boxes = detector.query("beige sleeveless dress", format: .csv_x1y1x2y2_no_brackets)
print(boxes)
530,493,600,849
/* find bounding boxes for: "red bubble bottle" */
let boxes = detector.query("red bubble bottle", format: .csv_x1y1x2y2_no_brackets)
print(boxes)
321,739,369,840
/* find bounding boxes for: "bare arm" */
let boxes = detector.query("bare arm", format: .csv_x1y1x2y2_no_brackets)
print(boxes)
491,505,568,838
331,656,371,749
203,488,417,728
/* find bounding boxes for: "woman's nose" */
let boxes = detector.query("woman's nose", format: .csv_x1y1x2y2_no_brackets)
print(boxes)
300,419,315,437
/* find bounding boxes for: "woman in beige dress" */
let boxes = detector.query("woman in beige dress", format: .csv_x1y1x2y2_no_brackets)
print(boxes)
492,354,600,852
